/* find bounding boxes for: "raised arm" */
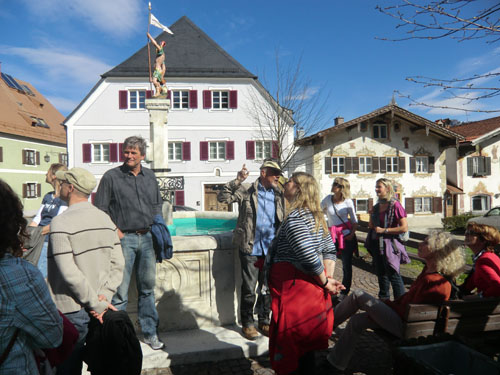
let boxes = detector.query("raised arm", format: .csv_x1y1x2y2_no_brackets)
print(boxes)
147,32,161,50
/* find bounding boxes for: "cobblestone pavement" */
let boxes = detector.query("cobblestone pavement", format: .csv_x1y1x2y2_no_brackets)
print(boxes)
142,253,418,375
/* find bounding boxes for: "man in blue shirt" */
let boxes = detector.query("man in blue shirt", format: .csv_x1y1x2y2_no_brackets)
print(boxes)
218,159,285,340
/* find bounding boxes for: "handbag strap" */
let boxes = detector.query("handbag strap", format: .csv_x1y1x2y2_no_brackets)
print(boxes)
0,328,19,367
331,197,347,226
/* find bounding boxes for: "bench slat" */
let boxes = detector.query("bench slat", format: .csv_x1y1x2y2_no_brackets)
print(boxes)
404,304,440,322
402,321,438,340
446,314,500,335
446,298,500,318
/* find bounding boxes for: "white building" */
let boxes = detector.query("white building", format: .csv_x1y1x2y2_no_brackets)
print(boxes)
445,115,500,215
294,103,464,226
64,16,293,210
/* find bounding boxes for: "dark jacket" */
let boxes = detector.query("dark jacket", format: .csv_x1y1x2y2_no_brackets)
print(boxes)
84,310,142,375
218,178,285,254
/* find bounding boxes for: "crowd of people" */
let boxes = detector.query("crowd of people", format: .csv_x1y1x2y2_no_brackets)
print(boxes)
2,144,500,375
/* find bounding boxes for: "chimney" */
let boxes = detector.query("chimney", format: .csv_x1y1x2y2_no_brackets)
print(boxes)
335,117,344,126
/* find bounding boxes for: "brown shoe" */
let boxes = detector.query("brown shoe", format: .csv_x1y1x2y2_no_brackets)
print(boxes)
242,326,259,340
258,323,270,337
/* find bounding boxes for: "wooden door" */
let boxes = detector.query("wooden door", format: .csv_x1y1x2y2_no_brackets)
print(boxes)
445,194,454,217
204,184,233,212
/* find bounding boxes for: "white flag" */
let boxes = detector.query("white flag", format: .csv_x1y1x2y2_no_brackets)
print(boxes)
150,13,174,35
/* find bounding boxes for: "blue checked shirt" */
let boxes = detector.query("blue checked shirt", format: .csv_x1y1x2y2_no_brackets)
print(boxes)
251,183,277,256
0,254,62,375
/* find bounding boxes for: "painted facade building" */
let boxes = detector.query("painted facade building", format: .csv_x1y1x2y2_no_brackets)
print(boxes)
445,115,500,214
295,103,464,226
64,16,293,210
0,68,67,214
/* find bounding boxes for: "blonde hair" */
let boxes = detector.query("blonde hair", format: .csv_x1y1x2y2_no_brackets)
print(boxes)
288,172,328,235
332,177,351,200
466,222,500,252
426,230,465,278
376,178,395,201
49,163,68,193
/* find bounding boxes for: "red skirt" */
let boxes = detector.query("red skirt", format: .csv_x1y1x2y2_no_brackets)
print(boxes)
269,262,334,375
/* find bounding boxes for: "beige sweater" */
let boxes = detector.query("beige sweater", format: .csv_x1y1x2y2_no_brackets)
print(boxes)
47,201,124,314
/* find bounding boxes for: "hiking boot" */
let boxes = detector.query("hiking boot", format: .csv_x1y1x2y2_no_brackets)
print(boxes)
258,323,270,337
242,326,259,340
144,335,164,350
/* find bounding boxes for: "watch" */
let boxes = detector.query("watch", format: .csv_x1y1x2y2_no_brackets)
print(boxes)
384,228,389,234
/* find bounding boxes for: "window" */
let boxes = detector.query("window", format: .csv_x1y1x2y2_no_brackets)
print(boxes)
209,141,226,160
255,141,272,160
31,117,49,128
356,199,369,212
23,182,40,199
386,157,399,173
168,142,182,161
212,91,229,109
467,156,491,176
59,153,68,165
416,156,428,173
332,157,345,173
359,157,372,173
23,149,37,165
172,90,189,109
129,90,146,109
373,123,387,139
472,195,490,212
92,143,110,163
414,197,432,213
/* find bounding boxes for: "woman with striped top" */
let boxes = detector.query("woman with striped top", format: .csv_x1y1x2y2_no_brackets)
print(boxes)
268,172,344,375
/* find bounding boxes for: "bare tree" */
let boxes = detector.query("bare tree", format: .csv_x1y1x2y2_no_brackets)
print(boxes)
377,1,500,113
245,50,332,168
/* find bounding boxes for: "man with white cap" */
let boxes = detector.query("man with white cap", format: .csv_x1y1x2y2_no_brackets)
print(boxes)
47,167,124,375
218,159,285,340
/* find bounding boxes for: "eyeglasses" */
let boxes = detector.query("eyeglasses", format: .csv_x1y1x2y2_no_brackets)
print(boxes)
333,183,342,188
465,230,479,236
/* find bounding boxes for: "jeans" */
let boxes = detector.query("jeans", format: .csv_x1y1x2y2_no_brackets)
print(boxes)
328,290,403,370
112,232,159,338
340,238,356,295
372,249,406,299
37,240,49,279
56,309,90,375
239,253,271,327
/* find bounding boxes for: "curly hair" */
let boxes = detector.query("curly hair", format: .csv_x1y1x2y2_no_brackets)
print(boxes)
426,230,465,278
287,172,328,235
0,179,28,258
466,222,500,252
331,177,351,200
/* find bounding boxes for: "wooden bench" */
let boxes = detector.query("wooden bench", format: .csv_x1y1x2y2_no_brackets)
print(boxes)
390,297,500,341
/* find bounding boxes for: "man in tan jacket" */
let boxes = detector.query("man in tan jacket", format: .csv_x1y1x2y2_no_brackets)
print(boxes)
47,167,124,375
218,159,285,340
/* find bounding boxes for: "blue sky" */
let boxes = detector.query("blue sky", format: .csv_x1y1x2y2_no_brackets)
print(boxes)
1,0,499,128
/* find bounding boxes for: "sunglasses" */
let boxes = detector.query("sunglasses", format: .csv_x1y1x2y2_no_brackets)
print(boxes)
333,182,342,188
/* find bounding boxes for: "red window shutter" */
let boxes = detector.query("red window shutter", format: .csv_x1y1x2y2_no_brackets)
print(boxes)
146,90,153,99
37,184,41,197
82,143,92,163
189,90,198,109
175,190,185,206
36,151,40,165
109,143,118,162
22,184,27,198
229,90,238,109
246,141,255,160
167,90,171,100
226,141,235,160
200,141,208,161
182,142,191,161
91,192,96,204
272,141,279,159
203,90,212,109
119,90,128,109
119,143,125,162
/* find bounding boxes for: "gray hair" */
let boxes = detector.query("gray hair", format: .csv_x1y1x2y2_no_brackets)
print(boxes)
123,136,147,156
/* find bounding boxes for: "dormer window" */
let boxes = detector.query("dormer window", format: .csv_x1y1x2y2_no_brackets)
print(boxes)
373,122,387,139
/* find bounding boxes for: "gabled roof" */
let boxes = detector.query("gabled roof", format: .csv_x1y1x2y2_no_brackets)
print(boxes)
0,72,66,144
450,115,500,143
298,104,464,145
103,16,257,79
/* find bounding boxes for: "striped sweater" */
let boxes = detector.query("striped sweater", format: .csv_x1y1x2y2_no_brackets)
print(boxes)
272,208,336,276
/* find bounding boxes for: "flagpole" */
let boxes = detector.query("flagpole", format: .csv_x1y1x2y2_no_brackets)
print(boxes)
147,2,153,93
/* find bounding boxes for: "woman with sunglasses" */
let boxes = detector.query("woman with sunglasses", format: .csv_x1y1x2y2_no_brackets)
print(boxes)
367,178,410,299
460,222,500,298
321,177,358,300
268,172,344,375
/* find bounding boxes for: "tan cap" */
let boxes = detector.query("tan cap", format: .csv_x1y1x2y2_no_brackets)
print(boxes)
260,160,282,174
56,167,96,195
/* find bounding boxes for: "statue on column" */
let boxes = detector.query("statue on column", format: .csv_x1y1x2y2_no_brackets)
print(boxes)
147,32,167,97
